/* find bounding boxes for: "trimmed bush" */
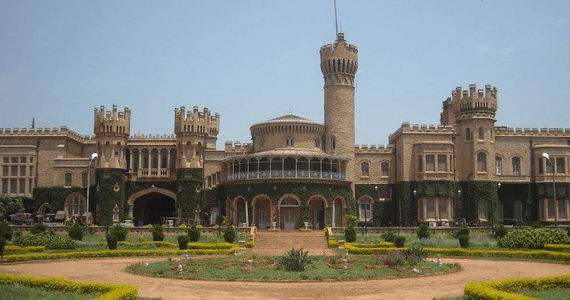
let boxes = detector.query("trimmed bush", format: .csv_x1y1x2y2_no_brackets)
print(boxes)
328,239,339,248
455,225,470,237
530,220,543,228
139,241,177,248
187,225,200,242
245,241,254,248
348,242,394,248
223,225,236,243
177,235,190,250
544,244,570,252
393,235,406,248
381,230,397,243
458,234,470,248
109,224,128,241
4,245,45,254
187,242,234,249
344,225,356,243
30,222,47,234
106,234,118,250
494,224,508,239
0,221,13,241
464,274,570,300
67,223,84,241
13,232,75,249
151,224,164,241
276,247,313,271
0,237,5,260
417,223,430,239
497,227,570,249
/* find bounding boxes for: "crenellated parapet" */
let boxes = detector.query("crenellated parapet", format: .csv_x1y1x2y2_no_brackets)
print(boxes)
174,106,219,137
0,126,93,142
320,33,358,86
452,84,498,122
354,144,393,154
495,126,570,137
93,105,131,137
389,122,455,144
224,141,253,153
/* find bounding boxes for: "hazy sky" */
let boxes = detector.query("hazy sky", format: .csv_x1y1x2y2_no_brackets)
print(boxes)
1,0,569,148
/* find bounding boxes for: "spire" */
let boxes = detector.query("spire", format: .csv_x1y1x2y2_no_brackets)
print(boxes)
334,0,339,37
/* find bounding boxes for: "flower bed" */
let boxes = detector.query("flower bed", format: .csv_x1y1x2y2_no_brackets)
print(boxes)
464,274,570,300
0,273,137,300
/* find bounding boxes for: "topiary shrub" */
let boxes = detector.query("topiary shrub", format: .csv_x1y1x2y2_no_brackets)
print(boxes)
0,221,13,241
455,225,470,237
151,224,164,241
458,234,470,248
344,225,356,243
417,223,430,239
30,222,47,234
67,223,84,241
276,247,313,271
187,225,200,242
106,234,118,250
223,225,236,243
381,230,397,243
177,235,190,250
498,228,570,249
494,224,508,239
109,224,128,241
393,235,405,247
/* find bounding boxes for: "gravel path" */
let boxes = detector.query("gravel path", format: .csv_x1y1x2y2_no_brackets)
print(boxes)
1,257,569,299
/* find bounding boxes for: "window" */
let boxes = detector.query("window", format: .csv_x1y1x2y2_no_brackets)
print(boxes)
466,128,471,140
151,149,158,168
478,127,484,140
286,136,294,147
546,158,554,173
426,155,435,171
556,157,565,174
64,173,72,187
358,198,372,222
381,162,389,177
20,157,26,163
512,157,521,175
11,166,17,176
10,179,16,193
65,193,86,217
478,200,488,220
477,153,487,172
331,136,336,150
82,173,88,187
2,179,7,194
498,201,504,220
417,155,423,172
2,157,8,163
19,179,25,194
558,200,567,220
513,201,522,221
426,198,435,219
29,179,33,194
11,157,18,163
548,199,556,219
495,156,503,175
538,158,544,174
360,162,369,177
20,166,26,176
2,166,8,176
437,155,447,171
439,199,448,219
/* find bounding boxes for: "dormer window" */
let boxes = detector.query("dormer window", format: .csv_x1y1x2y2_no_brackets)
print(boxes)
286,136,294,147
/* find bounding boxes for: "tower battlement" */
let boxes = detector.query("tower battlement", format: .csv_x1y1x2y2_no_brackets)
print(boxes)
320,33,358,86
174,106,220,136
445,84,498,123
93,105,131,136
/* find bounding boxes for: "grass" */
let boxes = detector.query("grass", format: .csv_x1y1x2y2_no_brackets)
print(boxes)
0,283,95,300
126,252,460,281
334,231,498,249
522,288,570,299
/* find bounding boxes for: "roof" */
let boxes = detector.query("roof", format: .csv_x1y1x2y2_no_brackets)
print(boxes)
251,113,323,127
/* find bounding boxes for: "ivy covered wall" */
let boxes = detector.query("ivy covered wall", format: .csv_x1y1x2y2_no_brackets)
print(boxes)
354,184,398,226
94,169,125,226
497,183,532,223
457,180,498,225
32,186,87,213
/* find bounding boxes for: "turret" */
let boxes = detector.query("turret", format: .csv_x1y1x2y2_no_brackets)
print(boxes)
174,106,220,169
93,105,131,169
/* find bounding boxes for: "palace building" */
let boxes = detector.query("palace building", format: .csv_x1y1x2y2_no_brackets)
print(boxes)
1,32,569,228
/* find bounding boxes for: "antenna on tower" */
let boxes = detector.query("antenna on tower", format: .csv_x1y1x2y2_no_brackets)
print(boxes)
333,0,339,37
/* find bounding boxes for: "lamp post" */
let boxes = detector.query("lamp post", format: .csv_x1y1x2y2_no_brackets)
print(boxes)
413,189,417,221
86,153,98,228
542,152,557,226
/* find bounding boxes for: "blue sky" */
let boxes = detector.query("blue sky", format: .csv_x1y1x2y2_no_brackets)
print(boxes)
1,0,569,147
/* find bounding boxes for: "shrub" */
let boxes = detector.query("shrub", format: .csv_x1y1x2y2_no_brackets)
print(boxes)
187,225,200,242
568,225,570,239
381,230,397,243
67,223,84,241
417,223,430,239
177,235,190,250
179,224,187,228
382,251,405,267
106,234,118,250
12,232,75,249
494,224,508,239
530,220,543,228
344,225,356,243
245,241,254,248
497,228,570,249
328,239,339,248
0,237,5,260
544,244,570,252
30,222,47,234
0,221,13,241
223,225,236,243
393,235,406,247
455,225,470,238
464,274,570,300
109,224,128,241
151,224,164,241
458,234,470,248
401,246,426,264
276,247,313,271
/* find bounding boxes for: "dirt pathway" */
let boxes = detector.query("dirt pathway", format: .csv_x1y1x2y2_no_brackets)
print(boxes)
1,257,569,299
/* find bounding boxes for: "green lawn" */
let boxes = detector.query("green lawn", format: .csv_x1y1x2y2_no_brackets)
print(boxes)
334,231,498,249
0,283,95,300
522,288,570,300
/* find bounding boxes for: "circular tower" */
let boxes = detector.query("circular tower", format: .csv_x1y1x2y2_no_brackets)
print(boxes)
320,32,358,185
93,105,131,169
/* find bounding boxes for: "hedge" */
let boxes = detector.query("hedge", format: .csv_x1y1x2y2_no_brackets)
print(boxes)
328,239,338,248
187,242,234,249
0,273,137,300
344,243,404,254
3,247,238,262
347,242,394,248
245,241,254,248
4,245,45,254
464,274,570,300
544,244,570,252
139,241,177,248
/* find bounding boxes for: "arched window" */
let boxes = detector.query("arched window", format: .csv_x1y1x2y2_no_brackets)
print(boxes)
151,149,158,168
286,136,294,147
466,128,472,140
358,197,373,222
65,193,86,218
478,200,488,220
478,127,484,140
512,157,521,175
495,156,503,175
381,162,389,177
64,173,72,187
477,153,487,172
360,162,369,177
331,136,336,150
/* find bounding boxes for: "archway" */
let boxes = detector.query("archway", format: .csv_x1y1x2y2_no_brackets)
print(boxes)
333,196,347,227
252,195,271,229
308,195,327,230
128,187,177,226
233,196,247,226
278,194,301,230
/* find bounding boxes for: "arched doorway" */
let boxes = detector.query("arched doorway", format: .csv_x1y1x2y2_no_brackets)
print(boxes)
308,195,327,229
279,195,300,230
253,195,271,229
233,196,247,226
128,187,177,226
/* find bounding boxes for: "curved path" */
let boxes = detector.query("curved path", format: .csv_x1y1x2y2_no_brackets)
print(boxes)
1,257,569,300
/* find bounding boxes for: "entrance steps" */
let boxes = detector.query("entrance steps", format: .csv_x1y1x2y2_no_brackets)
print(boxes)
251,230,332,256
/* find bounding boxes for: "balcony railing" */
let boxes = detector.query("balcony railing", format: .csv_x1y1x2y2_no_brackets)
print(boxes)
227,170,346,181
137,168,170,178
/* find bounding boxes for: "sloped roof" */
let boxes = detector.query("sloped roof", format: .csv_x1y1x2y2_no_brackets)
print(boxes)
251,113,323,127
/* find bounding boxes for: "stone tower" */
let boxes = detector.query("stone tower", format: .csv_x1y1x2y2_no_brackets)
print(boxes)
174,106,219,169
320,32,358,185
447,84,498,180
94,105,131,169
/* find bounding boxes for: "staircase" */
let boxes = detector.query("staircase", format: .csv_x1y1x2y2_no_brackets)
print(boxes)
252,230,332,256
